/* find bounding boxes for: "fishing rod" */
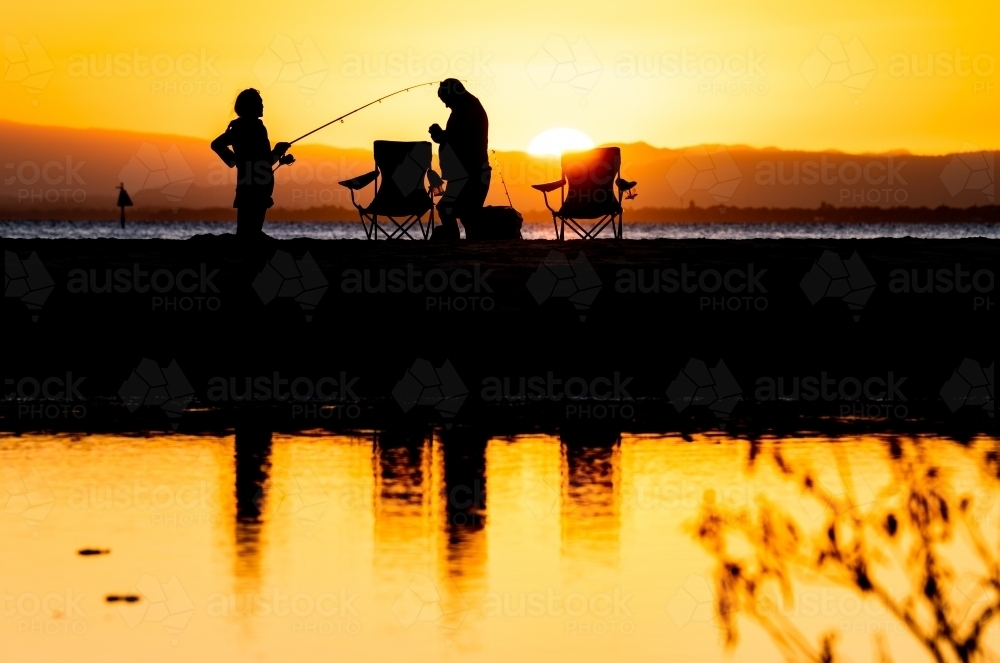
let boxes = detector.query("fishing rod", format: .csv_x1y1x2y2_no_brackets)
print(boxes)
273,80,449,172
289,81,442,145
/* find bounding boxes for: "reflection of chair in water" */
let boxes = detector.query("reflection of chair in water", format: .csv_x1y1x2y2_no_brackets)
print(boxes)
560,438,620,565
532,147,637,240
339,141,435,240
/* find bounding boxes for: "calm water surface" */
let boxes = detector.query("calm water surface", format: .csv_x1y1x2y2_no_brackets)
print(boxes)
2,433,998,662
2,219,998,240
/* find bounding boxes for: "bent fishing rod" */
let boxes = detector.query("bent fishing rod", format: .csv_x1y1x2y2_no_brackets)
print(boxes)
274,80,459,171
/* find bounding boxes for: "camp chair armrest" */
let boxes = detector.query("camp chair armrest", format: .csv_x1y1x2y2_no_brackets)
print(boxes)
531,179,566,193
616,178,637,192
339,169,379,190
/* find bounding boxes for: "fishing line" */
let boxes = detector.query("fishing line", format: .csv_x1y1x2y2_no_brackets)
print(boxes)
273,80,461,172
491,149,513,208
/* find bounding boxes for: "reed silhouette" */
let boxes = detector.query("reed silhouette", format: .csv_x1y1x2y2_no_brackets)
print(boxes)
690,438,1000,663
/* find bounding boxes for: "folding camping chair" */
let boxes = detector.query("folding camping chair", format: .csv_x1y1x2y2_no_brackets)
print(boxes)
338,141,435,240
531,147,637,239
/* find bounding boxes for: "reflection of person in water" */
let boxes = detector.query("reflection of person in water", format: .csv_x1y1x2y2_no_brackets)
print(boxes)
211,89,294,241
428,79,490,240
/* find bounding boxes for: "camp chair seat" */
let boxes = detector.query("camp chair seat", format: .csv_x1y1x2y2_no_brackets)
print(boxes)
558,199,623,219
362,193,433,218
338,141,435,240
532,147,636,239
531,179,566,193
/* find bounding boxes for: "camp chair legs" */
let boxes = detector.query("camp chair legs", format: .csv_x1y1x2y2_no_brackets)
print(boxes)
361,212,434,240
555,213,623,240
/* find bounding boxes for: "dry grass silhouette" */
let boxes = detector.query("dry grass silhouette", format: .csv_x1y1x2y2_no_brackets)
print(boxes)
691,438,1000,663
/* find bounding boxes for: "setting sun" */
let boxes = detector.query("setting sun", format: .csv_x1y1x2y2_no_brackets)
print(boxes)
527,127,595,156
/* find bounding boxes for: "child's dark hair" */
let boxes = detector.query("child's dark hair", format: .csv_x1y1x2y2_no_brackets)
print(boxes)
234,88,263,117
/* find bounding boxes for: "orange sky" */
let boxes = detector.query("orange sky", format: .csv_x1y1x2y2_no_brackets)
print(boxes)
3,0,998,155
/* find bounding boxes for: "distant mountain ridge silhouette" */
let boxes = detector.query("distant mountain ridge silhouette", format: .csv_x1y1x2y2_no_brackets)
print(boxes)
1,119,994,219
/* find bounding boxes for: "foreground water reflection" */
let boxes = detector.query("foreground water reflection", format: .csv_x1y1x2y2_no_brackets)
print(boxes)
2,432,998,663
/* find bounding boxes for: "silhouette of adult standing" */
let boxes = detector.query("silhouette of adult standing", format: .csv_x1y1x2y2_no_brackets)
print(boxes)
211,89,294,241
428,79,490,240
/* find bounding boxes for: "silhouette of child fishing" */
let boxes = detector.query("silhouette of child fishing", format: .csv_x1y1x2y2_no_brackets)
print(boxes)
429,78,490,240
211,89,294,242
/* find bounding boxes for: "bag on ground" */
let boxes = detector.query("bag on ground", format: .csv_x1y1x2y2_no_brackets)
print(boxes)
463,206,523,240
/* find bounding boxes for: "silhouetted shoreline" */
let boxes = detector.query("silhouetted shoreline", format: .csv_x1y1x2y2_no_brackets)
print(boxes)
4,235,994,438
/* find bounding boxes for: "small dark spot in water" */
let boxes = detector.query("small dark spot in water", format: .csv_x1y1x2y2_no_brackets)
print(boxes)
106,595,140,603
78,549,110,556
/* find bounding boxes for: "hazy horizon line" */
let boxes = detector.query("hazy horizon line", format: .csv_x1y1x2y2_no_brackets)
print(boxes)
3,118,994,159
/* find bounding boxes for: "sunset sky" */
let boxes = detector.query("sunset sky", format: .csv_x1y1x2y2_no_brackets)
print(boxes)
4,0,998,155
